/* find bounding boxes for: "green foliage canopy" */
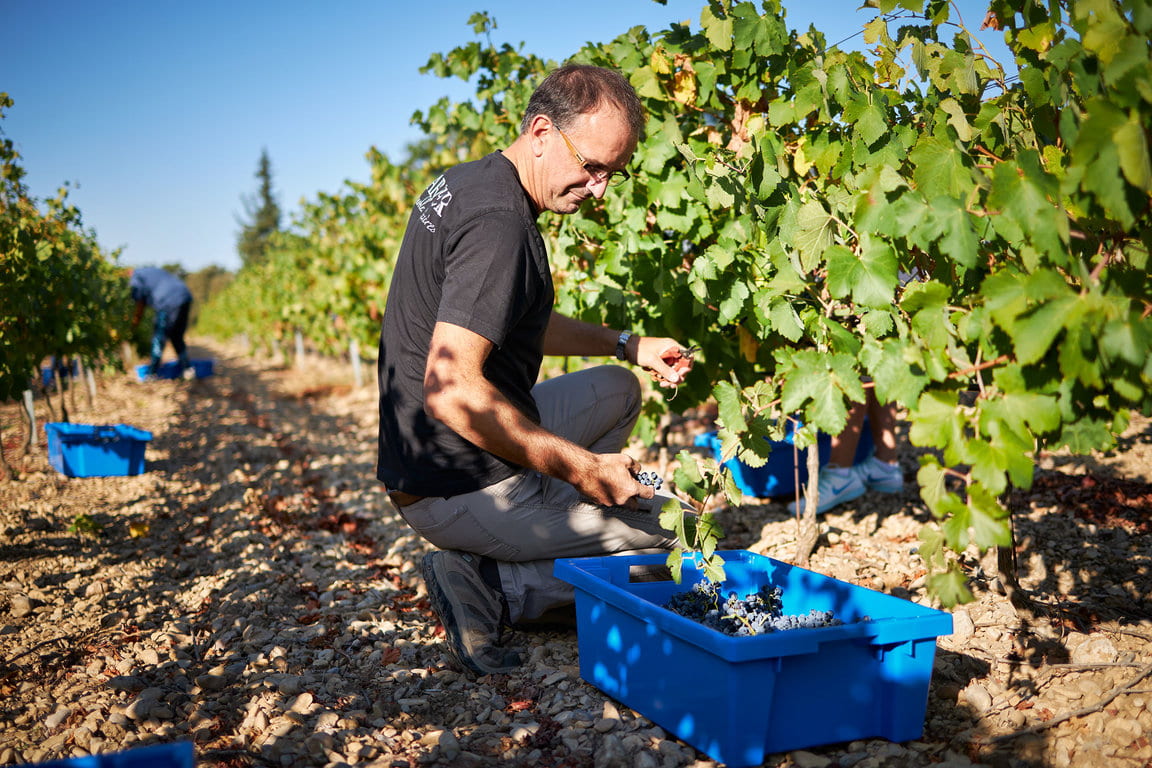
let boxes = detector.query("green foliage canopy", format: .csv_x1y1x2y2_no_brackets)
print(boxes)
0,93,129,401
200,1,1152,604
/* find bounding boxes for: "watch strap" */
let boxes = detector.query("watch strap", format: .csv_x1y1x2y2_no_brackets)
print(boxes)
615,330,632,361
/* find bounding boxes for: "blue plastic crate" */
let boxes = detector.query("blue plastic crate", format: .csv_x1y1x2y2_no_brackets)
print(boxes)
135,359,214,381
41,359,80,388
45,423,153,478
555,551,952,767
695,419,874,498
32,741,194,768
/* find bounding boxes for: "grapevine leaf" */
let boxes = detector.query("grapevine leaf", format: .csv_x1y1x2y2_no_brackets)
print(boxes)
1101,317,1149,366
917,196,978,269
717,276,751,325
967,485,1013,549
981,392,1061,440
1013,297,1075,365
908,390,962,449
1114,113,1152,191
939,97,973,141
701,553,727,584
860,338,929,406
965,437,1012,495
856,103,889,146
929,566,974,608
1072,100,1134,227
736,431,773,468
700,5,733,52
766,296,804,342
779,349,858,435
659,499,687,541
909,136,971,199
665,551,684,584
916,455,949,515
794,199,834,272
713,380,747,433
721,468,744,506
941,503,971,550
917,524,947,571
1055,416,1117,454
825,244,857,300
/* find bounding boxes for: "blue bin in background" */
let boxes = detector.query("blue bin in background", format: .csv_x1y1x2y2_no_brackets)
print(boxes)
45,423,153,478
31,741,194,768
41,359,80,388
555,551,952,767
135,359,214,381
695,418,874,498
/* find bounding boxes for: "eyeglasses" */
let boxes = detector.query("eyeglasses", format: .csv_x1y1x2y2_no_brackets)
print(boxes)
556,127,630,187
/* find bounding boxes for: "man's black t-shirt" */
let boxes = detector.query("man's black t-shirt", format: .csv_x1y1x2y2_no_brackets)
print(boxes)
377,152,554,497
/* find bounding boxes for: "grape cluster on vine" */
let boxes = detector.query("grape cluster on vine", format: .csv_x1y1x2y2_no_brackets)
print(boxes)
665,581,850,637
635,470,663,490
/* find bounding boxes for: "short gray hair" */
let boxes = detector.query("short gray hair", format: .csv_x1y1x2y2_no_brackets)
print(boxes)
521,64,645,140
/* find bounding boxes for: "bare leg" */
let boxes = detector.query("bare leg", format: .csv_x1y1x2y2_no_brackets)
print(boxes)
866,392,899,463
828,401,866,467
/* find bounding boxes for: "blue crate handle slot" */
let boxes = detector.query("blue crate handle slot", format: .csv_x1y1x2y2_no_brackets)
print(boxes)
94,426,120,443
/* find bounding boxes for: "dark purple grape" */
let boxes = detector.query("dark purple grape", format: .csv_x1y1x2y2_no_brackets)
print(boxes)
635,470,663,490
664,581,854,637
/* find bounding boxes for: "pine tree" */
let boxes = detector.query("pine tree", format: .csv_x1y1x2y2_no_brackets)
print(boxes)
235,149,281,268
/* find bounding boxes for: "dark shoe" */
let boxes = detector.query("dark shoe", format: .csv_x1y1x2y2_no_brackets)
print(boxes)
420,551,521,675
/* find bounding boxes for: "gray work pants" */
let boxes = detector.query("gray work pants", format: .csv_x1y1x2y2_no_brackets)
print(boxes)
396,364,679,623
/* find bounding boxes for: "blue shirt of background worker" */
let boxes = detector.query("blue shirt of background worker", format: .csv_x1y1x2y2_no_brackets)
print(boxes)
130,267,193,376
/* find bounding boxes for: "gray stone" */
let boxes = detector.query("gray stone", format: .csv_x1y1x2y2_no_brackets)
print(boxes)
593,717,619,733
790,750,832,768
950,609,975,643
962,684,994,713
44,706,72,730
106,675,144,693
1071,636,1118,665
8,594,34,618
594,734,628,768
634,752,660,768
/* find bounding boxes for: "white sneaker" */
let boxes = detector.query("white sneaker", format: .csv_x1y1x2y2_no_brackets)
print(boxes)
854,456,904,493
787,465,866,515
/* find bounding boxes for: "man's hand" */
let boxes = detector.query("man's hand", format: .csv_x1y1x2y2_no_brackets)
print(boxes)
634,337,697,388
573,452,653,508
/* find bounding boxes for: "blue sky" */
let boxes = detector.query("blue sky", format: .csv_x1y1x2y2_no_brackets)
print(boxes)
3,1,1011,272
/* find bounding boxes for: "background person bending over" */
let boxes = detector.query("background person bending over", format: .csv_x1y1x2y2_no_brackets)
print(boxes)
129,266,193,378
376,64,695,675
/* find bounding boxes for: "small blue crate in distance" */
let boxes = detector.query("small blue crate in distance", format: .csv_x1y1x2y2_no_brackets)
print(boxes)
695,418,874,498
45,423,153,478
31,741,194,768
135,359,215,381
555,550,953,767
41,359,80,388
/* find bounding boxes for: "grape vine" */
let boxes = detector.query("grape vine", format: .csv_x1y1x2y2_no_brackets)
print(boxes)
0,93,129,405
199,1,1152,607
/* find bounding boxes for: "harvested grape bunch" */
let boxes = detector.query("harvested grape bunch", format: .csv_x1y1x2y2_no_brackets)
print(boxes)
665,581,852,637
635,470,663,490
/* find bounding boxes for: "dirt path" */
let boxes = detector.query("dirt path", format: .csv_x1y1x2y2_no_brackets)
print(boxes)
1,338,1149,768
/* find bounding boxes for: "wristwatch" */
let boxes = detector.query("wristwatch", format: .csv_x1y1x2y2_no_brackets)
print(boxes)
615,330,632,361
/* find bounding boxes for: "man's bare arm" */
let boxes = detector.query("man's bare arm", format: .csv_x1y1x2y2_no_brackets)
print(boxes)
423,321,650,507
542,311,693,386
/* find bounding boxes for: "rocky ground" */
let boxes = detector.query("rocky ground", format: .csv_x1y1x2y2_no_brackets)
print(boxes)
1,339,1149,768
